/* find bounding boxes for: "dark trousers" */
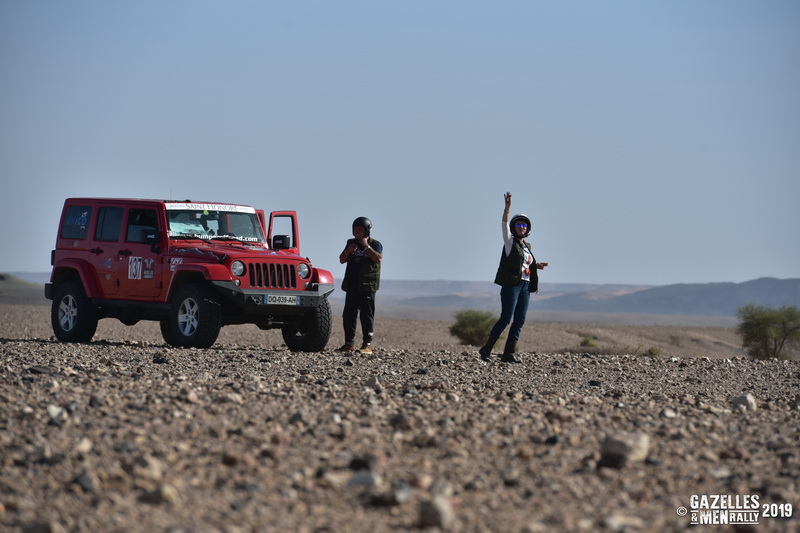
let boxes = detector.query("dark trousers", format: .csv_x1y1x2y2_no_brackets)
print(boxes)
488,280,530,342
342,290,376,345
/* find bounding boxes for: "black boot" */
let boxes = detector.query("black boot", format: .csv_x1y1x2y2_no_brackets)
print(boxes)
500,339,521,363
479,336,498,361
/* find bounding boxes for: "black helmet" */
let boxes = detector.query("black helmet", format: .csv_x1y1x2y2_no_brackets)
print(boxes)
509,214,531,238
352,216,372,237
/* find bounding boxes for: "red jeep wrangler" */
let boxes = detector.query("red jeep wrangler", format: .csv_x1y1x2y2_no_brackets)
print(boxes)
45,198,335,350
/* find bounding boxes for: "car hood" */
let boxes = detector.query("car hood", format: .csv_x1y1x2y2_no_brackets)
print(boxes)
169,241,303,262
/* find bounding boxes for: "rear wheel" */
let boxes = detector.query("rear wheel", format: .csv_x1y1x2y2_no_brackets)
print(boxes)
282,298,332,352
161,284,221,348
51,280,98,342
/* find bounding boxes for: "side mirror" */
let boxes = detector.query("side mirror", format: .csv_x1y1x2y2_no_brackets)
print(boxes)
142,230,160,253
272,235,291,250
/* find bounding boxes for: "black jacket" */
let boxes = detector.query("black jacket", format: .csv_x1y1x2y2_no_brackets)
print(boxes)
493,240,538,293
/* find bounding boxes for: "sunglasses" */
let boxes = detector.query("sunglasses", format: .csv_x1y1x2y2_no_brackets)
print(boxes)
515,223,528,228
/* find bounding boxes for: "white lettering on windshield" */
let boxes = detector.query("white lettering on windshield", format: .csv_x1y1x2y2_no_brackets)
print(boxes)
168,232,260,243
165,203,255,214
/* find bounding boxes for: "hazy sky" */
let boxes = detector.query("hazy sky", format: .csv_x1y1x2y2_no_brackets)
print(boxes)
2,1,798,285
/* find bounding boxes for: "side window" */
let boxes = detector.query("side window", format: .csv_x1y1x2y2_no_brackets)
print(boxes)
60,206,92,239
126,209,158,243
95,207,124,242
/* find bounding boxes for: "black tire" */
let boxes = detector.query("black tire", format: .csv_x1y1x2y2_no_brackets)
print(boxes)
51,280,98,343
282,298,332,352
161,284,221,348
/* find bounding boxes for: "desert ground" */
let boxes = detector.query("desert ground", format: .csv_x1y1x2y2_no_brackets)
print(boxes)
1,303,798,532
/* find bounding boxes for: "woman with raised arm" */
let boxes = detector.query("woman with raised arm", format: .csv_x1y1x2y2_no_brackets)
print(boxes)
479,192,548,363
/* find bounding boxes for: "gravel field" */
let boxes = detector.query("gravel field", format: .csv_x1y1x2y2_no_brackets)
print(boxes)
1,304,798,532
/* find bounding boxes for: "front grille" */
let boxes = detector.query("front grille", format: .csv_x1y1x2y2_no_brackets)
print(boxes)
248,263,297,289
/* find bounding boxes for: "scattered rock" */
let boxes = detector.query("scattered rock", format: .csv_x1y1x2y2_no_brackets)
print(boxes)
73,470,100,494
0,310,795,533
598,432,651,468
418,496,455,529
22,521,66,533
731,393,758,412
139,484,178,505
369,480,412,507
347,471,381,488
74,437,93,455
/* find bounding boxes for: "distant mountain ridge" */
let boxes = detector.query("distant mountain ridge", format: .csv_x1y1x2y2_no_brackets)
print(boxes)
6,272,799,318
332,277,800,317
0,273,46,304
533,278,800,316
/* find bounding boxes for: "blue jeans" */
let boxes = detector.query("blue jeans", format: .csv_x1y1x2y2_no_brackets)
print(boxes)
489,280,530,342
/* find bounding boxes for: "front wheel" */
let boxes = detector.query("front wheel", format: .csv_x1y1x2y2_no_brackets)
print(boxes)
282,298,332,352
51,280,98,342
161,284,221,348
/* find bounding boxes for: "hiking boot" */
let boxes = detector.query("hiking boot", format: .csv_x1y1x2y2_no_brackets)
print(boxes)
500,340,521,363
336,344,356,353
479,336,499,362
478,345,493,362
359,342,373,354
500,352,522,363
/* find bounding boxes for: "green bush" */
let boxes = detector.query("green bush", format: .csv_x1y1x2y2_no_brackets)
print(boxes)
643,346,662,357
737,304,800,360
580,337,598,348
449,309,499,346
619,345,661,357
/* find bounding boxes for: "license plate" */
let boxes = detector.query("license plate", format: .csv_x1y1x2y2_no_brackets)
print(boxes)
267,294,298,306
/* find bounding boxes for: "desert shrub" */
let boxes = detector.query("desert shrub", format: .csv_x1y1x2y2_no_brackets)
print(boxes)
621,345,661,357
643,346,662,357
580,337,598,348
736,304,800,360
449,309,498,346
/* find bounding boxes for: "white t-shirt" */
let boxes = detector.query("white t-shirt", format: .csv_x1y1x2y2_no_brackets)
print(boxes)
502,220,534,281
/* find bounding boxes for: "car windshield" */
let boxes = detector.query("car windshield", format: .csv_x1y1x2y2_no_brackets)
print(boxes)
165,203,265,244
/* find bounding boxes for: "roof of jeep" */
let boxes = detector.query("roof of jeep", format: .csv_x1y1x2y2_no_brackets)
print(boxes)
64,198,254,208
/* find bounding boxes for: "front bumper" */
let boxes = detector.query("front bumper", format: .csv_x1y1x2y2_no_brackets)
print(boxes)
210,281,335,312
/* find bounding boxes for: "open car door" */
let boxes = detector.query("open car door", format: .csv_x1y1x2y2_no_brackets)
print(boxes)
267,211,301,255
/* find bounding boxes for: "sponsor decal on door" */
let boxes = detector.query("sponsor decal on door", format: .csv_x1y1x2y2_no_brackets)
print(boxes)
129,257,143,280
143,258,155,279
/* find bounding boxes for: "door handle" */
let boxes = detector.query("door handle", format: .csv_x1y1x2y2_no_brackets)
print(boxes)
118,250,133,256
90,248,103,255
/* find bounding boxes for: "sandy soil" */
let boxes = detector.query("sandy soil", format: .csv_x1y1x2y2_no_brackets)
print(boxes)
1,303,798,532
2,303,744,360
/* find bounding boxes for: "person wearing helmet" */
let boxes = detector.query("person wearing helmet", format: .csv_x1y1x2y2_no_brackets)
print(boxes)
479,192,548,363
336,216,383,354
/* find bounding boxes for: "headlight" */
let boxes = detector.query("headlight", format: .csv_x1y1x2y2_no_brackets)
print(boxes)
231,261,246,277
297,263,310,279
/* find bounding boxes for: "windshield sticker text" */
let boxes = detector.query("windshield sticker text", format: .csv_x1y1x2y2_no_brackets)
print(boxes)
168,231,259,243
165,203,255,214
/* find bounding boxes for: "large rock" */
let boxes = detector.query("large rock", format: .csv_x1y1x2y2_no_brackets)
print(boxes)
598,432,650,468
